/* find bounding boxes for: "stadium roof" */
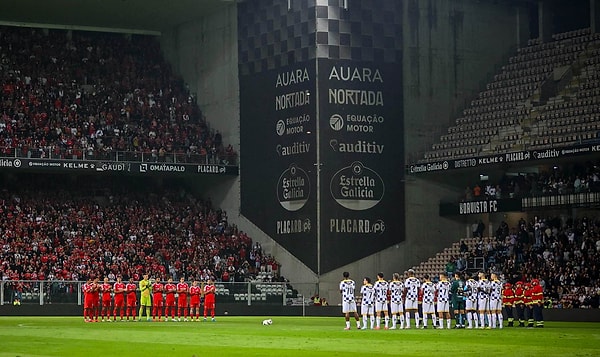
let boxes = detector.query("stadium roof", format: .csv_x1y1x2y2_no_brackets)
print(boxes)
0,0,235,35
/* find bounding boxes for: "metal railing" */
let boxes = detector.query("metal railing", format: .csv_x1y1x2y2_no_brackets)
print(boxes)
0,147,238,166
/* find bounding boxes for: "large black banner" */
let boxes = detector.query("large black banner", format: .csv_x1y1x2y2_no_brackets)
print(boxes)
318,59,404,273
240,62,318,272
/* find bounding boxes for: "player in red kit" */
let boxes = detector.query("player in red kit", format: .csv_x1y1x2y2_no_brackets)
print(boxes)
152,278,164,321
164,278,177,321
100,277,112,321
113,276,126,321
203,279,217,322
91,278,101,322
126,278,138,321
177,277,189,321
82,279,93,322
189,280,202,321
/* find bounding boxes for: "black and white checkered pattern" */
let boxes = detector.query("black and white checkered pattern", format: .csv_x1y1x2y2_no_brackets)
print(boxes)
339,279,356,302
314,0,402,62
360,283,375,305
489,280,502,300
466,279,478,301
238,0,402,75
238,0,315,76
388,280,404,303
373,279,389,303
436,280,451,303
422,281,435,305
404,277,420,300
477,280,490,299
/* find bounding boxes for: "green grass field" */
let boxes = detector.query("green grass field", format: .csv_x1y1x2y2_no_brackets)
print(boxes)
0,316,599,356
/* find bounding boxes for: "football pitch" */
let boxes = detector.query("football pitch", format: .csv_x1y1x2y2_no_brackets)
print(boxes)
0,316,599,357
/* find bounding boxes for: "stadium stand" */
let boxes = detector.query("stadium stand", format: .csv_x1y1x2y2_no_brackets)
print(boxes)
0,175,286,304
0,25,295,306
419,28,600,163
407,212,600,309
0,26,236,165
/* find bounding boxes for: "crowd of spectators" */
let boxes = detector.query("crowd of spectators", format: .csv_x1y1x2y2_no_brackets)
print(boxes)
463,160,600,201
0,175,279,289
0,26,236,164
449,214,600,309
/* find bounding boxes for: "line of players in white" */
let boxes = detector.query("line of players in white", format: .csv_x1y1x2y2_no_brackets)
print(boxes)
340,269,504,330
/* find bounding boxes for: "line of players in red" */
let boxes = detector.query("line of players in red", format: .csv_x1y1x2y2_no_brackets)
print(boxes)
82,276,217,322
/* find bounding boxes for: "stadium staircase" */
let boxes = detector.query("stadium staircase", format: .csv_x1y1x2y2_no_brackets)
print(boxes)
407,237,493,278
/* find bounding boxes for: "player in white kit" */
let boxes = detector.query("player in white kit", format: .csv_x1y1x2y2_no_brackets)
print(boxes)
360,277,375,329
420,274,437,329
339,271,361,330
436,272,452,329
403,269,421,329
388,273,405,329
477,271,491,329
489,272,503,328
373,272,390,330
465,273,479,329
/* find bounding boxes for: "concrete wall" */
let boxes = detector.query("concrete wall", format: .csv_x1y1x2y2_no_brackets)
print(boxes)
403,0,527,157
160,6,238,152
160,5,241,222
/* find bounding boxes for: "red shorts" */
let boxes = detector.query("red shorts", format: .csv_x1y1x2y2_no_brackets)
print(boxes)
93,297,100,308
84,296,92,309
177,296,187,307
127,298,137,307
102,298,112,306
165,296,175,306
204,299,215,309
114,297,124,307
153,294,164,306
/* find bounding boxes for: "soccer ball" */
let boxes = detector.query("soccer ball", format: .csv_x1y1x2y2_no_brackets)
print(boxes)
13,300,21,306
262,318,273,325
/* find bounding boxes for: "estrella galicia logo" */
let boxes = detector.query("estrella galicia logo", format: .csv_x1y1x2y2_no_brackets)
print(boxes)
276,164,311,211
330,161,385,211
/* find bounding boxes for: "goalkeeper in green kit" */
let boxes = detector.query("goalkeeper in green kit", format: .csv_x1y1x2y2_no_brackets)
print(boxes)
139,274,152,321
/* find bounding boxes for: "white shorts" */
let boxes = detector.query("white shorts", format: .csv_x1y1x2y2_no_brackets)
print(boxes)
466,299,477,311
477,298,490,312
390,301,404,314
422,302,435,314
342,301,357,313
437,301,449,313
489,299,502,311
375,301,388,313
361,303,374,315
404,299,418,310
